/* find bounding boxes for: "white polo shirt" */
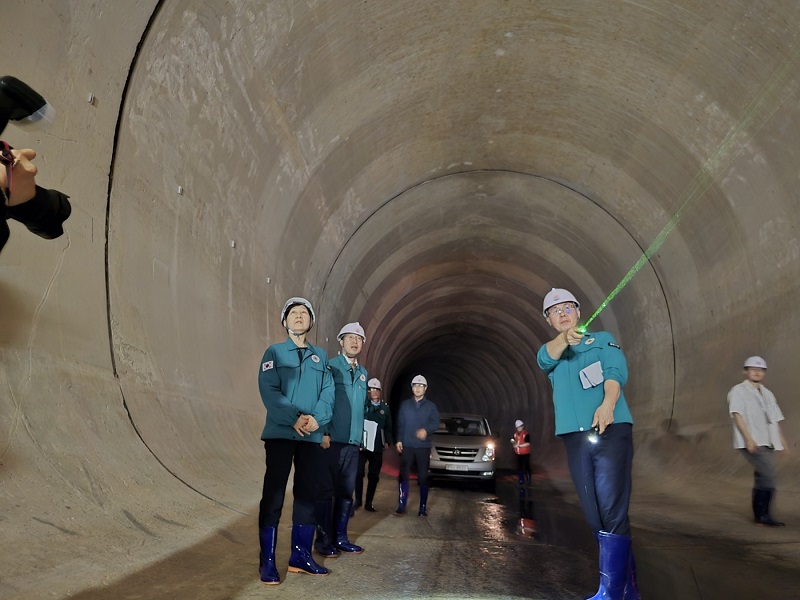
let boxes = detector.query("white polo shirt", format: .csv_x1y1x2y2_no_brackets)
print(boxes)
728,380,784,450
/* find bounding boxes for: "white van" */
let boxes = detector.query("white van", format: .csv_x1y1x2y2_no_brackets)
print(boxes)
428,413,496,492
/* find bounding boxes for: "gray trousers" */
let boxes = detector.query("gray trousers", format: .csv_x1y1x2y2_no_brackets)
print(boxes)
739,446,778,489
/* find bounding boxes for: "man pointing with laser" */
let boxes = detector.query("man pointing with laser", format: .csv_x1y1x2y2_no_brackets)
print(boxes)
536,288,639,600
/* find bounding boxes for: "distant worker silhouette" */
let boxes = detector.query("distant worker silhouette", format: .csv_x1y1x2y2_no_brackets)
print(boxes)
355,377,393,512
511,419,531,493
394,375,440,517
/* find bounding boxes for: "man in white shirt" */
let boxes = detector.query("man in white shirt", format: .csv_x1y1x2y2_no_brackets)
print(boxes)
728,356,789,527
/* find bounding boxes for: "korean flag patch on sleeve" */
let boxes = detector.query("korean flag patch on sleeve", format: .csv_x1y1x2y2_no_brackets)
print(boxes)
262,361,274,371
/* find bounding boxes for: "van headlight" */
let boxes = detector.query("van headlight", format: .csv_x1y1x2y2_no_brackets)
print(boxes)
482,442,495,461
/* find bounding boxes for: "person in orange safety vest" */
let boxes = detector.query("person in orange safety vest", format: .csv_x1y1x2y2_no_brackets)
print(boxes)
511,419,531,485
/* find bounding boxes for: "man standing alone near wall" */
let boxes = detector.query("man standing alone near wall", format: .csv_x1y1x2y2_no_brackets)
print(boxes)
728,356,789,527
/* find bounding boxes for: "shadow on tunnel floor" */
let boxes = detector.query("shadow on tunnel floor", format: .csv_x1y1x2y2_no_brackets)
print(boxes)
49,480,598,600
45,470,800,600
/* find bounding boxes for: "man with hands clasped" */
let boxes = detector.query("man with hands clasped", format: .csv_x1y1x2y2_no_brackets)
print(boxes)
257,297,335,584
536,288,639,600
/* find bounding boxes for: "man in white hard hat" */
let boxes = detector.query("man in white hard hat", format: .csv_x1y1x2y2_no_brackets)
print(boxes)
355,378,394,512
728,356,789,527
511,419,532,491
536,288,639,600
257,297,334,583
394,375,440,516
315,322,368,557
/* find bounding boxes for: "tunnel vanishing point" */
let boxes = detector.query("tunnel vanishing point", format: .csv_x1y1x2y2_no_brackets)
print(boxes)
1,1,799,598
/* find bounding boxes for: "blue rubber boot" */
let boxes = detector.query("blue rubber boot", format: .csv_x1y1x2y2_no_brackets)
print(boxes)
287,524,330,576
394,481,409,515
587,531,630,600
418,485,429,516
313,498,339,558
335,498,364,553
623,549,641,600
258,527,280,585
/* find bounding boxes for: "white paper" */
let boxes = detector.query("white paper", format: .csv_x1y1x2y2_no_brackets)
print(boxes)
363,419,378,452
579,361,604,389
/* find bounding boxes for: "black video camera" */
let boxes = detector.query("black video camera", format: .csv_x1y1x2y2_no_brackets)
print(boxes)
1,76,71,252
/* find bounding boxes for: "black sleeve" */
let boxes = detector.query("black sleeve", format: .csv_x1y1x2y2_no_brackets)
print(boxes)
6,185,71,239
1,203,9,253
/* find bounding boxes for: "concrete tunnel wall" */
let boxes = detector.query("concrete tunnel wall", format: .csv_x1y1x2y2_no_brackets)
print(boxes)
1,1,799,596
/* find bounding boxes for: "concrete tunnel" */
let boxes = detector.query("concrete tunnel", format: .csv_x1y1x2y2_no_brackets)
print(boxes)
1,1,799,598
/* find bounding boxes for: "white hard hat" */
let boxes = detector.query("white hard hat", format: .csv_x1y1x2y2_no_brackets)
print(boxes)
515,419,524,428
367,378,382,389
281,297,315,325
743,356,767,369
337,322,366,342
542,288,580,317
411,374,428,386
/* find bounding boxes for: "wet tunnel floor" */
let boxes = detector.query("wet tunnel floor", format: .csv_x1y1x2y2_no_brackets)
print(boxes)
52,473,800,600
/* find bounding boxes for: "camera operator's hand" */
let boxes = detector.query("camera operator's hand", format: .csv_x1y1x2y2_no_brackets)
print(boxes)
1,147,38,206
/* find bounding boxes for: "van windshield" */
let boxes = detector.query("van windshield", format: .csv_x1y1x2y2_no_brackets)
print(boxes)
437,417,487,436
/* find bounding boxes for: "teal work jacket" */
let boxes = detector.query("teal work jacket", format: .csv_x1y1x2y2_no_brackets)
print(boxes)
536,330,633,436
326,354,367,446
258,338,334,443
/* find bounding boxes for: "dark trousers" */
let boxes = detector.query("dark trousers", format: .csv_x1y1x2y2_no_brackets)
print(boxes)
561,423,633,536
259,438,324,528
320,441,360,499
356,448,384,501
399,447,431,487
515,453,531,475
739,447,778,489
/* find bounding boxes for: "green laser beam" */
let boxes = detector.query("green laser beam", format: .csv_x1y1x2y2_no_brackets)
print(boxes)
580,41,800,332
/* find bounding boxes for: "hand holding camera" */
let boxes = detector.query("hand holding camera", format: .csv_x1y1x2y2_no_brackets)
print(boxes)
1,76,71,253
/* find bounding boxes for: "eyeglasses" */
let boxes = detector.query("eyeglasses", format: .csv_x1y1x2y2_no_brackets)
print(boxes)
411,383,426,388
547,303,576,317
0,141,16,201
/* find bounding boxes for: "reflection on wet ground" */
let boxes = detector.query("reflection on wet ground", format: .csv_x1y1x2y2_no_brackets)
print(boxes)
51,471,800,600
494,472,800,600
440,471,800,600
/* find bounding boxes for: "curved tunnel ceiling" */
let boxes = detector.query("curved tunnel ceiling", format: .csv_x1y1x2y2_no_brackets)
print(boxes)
105,0,799,498
4,1,800,595
316,170,663,444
